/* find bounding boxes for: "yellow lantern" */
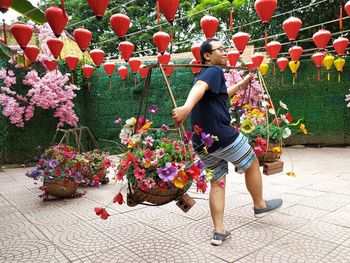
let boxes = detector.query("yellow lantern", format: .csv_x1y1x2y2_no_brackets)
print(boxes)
334,58,345,82
288,61,300,84
322,54,335,81
259,63,269,75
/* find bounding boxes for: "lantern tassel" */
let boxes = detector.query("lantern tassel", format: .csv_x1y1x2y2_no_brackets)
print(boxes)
71,71,74,84
61,0,67,19
264,28,268,47
293,74,295,85
338,72,341,82
88,80,91,93
2,19,7,44
340,6,343,31
328,71,330,81
317,69,320,81
281,72,284,86
156,0,160,24
295,70,298,79
98,70,100,81
273,63,276,76
134,75,137,89
109,77,112,89
229,7,233,32
170,26,174,54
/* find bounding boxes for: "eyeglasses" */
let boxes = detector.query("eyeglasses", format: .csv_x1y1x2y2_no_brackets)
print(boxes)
210,47,229,53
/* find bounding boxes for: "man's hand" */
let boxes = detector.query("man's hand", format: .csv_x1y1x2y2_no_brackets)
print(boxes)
172,105,191,126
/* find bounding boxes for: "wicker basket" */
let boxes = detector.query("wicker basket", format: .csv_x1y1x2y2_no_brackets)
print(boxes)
44,180,77,198
256,143,282,165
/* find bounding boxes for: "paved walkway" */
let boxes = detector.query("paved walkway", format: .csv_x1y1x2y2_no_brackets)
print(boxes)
1,147,350,262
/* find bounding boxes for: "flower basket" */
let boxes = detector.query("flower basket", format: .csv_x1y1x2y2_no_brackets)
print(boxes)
255,142,282,165
44,179,77,198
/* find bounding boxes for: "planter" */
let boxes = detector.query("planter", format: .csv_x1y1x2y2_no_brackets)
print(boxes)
255,143,282,165
44,180,77,198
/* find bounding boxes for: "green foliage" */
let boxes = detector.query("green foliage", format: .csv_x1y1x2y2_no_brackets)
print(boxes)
11,0,46,24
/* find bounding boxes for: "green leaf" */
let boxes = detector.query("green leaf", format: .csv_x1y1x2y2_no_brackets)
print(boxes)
11,0,46,24
0,43,14,58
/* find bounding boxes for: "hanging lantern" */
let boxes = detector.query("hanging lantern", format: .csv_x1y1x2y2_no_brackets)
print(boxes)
190,59,201,74
277,57,289,85
232,32,250,54
157,52,171,65
24,45,39,62
0,0,13,13
139,64,149,79
118,41,134,62
10,23,33,50
129,57,142,89
90,49,105,67
288,45,303,62
312,29,331,50
333,36,349,56
345,1,350,16
245,61,255,70
45,5,68,38
44,59,58,71
110,14,131,40
82,64,95,92
259,63,269,76
200,15,219,40
118,65,128,80
254,0,277,45
165,62,174,77
153,31,170,55
159,0,179,25
73,28,92,52
65,55,79,83
334,58,345,82
227,50,240,67
311,52,325,81
266,41,281,75
86,0,110,20
191,43,201,62
322,54,334,81
251,52,265,68
103,61,116,89
288,61,300,84
282,16,302,41
46,38,64,59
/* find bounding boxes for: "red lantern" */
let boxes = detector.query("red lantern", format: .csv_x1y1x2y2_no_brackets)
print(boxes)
283,16,302,41
165,62,174,77
276,57,288,72
232,32,250,54
245,61,255,70
251,52,265,68
312,52,325,81
90,49,105,67
159,0,180,25
46,38,64,59
139,64,149,79
200,15,219,40
103,61,116,89
73,28,92,52
118,41,134,62
227,50,240,67
190,59,201,74
10,23,33,50
86,0,110,20
345,1,350,16
65,55,79,83
254,0,277,24
153,31,170,55
288,45,303,62
118,65,128,80
0,0,13,13
333,36,349,56
44,59,58,71
110,14,131,40
191,43,201,62
266,41,281,60
24,45,39,62
45,6,68,38
313,29,331,50
128,58,142,74
157,52,171,64
82,64,95,92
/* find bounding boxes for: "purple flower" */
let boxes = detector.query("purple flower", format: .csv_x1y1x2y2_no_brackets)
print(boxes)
183,131,193,144
26,168,42,180
148,105,158,114
48,159,59,168
157,162,177,182
238,109,246,115
161,124,169,133
201,132,214,148
195,160,205,171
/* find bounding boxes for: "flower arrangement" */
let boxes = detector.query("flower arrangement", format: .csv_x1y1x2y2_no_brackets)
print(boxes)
81,150,112,185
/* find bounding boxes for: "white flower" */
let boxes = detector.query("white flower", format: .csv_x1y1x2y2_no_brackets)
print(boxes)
268,108,276,115
125,117,136,126
280,114,290,124
282,127,291,138
279,100,288,110
132,134,142,143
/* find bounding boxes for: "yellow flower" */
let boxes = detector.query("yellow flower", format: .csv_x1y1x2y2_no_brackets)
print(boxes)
143,159,151,168
203,146,208,154
173,170,188,189
127,140,137,149
286,171,296,177
272,146,282,153
230,95,239,104
241,119,255,134
211,135,219,141
300,124,307,135
243,104,251,110
139,121,153,133
206,169,214,181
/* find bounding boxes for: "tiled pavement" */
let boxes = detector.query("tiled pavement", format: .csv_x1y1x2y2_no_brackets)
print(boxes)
1,147,350,262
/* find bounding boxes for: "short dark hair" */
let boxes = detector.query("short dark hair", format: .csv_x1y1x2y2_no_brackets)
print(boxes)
200,38,219,64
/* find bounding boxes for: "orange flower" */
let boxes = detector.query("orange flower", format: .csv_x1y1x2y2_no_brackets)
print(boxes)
139,121,153,133
194,125,202,135
173,170,188,189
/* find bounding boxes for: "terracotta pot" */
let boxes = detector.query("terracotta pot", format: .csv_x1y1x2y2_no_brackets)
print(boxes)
44,180,77,198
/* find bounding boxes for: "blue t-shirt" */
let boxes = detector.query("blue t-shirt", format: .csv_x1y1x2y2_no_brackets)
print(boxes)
190,66,238,152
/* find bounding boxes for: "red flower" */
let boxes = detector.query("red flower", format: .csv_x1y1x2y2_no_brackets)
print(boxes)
76,162,82,171
113,193,124,204
103,158,111,167
94,207,110,220
54,167,61,176
63,178,69,184
286,112,293,123
116,169,126,181
197,180,207,193
194,125,202,135
157,181,168,191
186,165,201,181
93,175,100,185
38,159,46,167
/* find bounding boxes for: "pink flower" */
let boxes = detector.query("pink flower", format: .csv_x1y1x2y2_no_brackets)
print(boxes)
114,118,122,125
134,167,146,179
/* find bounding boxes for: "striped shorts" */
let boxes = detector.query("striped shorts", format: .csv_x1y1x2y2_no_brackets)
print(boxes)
198,133,256,182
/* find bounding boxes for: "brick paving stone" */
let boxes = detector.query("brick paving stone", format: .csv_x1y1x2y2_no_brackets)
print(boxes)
318,210,350,228
300,196,349,212
320,245,350,263
286,188,325,198
281,204,331,220
257,211,310,232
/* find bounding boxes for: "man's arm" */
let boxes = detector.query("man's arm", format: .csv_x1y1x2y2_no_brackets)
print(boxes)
172,80,209,125
227,74,253,98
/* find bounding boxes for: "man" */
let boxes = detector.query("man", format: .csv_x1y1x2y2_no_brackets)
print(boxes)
172,39,282,246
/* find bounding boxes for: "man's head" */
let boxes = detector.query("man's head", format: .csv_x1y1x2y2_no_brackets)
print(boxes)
200,39,228,66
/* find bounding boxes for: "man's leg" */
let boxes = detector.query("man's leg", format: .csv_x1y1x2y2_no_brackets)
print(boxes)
209,175,226,233
244,158,266,209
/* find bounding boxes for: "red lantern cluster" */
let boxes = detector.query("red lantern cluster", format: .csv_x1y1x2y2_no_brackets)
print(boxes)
251,53,265,68
82,64,95,92
311,52,325,68
47,38,64,59
10,23,33,50
128,58,142,74
200,15,219,40
232,32,250,54
44,60,58,71
288,45,303,62
87,0,110,20
0,0,13,13
90,49,105,68
333,36,349,56
277,57,289,72
283,16,302,41
118,65,128,80
73,28,92,52
45,5,68,38
103,61,115,77
265,41,281,60
165,62,174,77
110,14,131,40
65,55,79,83
139,64,149,79
118,41,134,62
